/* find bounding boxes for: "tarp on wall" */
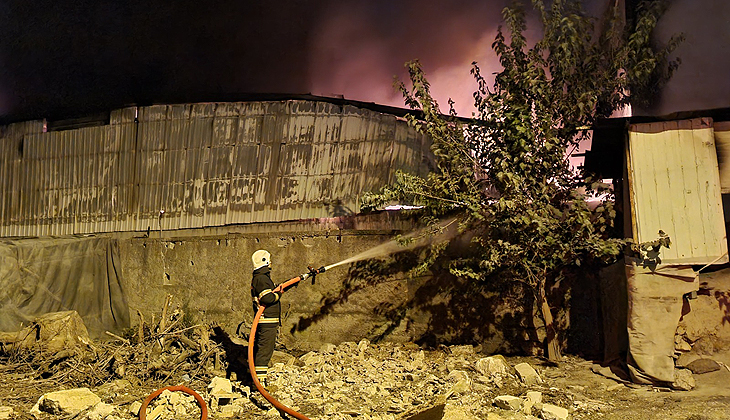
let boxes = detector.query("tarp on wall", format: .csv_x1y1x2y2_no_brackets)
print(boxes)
0,236,130,338
626,262,698,385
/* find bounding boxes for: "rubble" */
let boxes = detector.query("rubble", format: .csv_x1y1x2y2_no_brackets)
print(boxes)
494,395,523,410
475,355,511,377
0,407,13,420
540,403,569,420
30,388,101,417
514,362,543,386
0,308,725,420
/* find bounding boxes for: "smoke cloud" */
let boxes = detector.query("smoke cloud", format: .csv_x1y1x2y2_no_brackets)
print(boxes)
308,0,511,116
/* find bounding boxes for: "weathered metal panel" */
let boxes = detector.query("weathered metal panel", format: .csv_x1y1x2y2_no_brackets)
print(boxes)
628,118,728,264
0,100,431,237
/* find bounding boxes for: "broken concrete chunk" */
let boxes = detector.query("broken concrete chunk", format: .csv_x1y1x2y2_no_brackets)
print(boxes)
449,378,471,395
208,376,233,395
443,403,479,420
128,401,142,416
525,391,543,405
671,368,696,391
300,351,322,366
541,403,569,420
320,343,337,353
475,355,511,377
218,404,242,418
685,358,721,374
514,362,543,386
85,402,115,420
30,388,101,417
494,395,523,411
0,407,13,420
447,370,469,383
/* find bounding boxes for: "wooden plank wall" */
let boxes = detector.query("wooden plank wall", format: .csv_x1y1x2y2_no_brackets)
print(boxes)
628,118,728,264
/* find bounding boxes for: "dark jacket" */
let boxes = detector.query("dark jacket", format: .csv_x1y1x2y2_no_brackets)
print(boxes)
251,266,281,322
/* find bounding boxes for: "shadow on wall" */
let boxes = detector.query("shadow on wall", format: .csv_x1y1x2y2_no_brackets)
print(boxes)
290,250,563,356
325,199,354,217
716,290,730,326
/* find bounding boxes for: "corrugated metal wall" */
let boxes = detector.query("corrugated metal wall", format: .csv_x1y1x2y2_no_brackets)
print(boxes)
0,100,431,237
627,118,728,264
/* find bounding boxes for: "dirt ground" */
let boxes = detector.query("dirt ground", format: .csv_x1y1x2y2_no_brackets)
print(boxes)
2,345,729,420
539,351,730,420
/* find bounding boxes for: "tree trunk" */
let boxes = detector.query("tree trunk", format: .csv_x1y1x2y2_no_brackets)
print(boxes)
538,282,561,362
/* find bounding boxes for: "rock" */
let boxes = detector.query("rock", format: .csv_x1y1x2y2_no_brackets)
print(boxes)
671,368,696,391
30,388,101,417
449,378,471,395
271,350,296,366
208,376,233,395
128,402,142,416
523,391,542,415
0,407,13,420
320,343,337,353
411,350,426,370
447,370,469,383
525,391,542,405
218,405,241,418
685,358,721,374
442,404,479,420
300,351,322,366
85,402,115,420
14,311,92,357
357,339,370,354
494,395,523,411
449,345,475,357
514,363,543,386
475,355,511,377
674,339,692,352
540,403,569,420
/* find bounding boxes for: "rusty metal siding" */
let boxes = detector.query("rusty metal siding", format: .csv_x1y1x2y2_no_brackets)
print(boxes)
0,100,430,237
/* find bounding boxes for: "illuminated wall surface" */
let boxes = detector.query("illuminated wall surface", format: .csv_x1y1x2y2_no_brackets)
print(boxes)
628,118,728,264
0,100,431,237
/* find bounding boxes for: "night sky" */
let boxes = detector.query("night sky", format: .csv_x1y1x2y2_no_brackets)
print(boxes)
0,0,727,123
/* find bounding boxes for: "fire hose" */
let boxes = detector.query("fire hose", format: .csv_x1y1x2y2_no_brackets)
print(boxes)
247,265,327,420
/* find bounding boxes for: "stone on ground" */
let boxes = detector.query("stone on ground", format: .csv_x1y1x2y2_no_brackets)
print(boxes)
30,388,101,416
443,403,479,420
475,355,511,377
208,376,233,395
128,401,142,416
540,403,569,420
0,407,13,420
514,362,543,386
85,402,115,420
671,368,696,391
685,358,721,374
494,395,523,411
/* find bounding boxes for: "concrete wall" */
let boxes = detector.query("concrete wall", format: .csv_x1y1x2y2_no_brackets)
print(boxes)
117,216,551,353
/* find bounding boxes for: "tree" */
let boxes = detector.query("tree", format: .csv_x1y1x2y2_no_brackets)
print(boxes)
363,0,681,362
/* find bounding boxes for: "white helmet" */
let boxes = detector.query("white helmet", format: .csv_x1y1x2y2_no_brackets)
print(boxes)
252,249,271,270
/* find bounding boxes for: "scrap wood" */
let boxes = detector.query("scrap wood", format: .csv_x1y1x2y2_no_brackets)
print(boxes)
137,310,145,344
158,295,173,347
104,331,130,345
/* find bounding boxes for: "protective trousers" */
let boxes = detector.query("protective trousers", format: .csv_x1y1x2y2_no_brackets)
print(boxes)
253,323,278,384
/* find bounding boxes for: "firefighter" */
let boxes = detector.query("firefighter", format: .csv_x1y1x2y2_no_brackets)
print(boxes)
250,249,281,385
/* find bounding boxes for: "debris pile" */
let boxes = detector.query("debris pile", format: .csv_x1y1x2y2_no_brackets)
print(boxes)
4,308,726,419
